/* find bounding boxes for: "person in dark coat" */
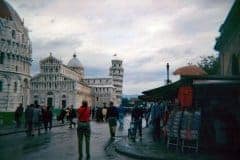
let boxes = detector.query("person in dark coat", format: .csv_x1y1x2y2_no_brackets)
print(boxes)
96,107,103,122
58,107,66,124
69,105,76,128
47,106,53,130
131,105,144,138
15,103,24,128
42,106,51,132
25,104,33,136
106,101,119,138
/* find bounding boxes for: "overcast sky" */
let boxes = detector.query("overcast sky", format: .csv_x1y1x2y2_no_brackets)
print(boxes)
8,0,234,95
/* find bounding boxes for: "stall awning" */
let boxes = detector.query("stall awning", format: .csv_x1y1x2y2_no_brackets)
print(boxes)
140,80,184,101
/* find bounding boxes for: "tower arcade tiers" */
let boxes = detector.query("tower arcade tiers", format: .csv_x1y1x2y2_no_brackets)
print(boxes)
109,58,124,106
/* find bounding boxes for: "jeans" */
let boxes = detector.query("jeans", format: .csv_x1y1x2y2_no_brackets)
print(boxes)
134,119,142,137
108,117,117,137
77,122,91,159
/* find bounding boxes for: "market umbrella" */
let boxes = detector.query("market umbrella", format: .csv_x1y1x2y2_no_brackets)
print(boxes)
173,65,207,76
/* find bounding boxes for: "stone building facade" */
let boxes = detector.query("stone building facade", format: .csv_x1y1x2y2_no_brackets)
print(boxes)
0,1,32,111
31,53,124,109
84,77,116,108
30,54,92,109
215,0,240,76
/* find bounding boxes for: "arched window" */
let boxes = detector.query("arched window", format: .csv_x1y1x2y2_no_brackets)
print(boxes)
14,82,17,92
0,81,3,92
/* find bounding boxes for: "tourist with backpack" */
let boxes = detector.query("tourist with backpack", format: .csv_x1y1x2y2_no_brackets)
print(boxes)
106,101,119,138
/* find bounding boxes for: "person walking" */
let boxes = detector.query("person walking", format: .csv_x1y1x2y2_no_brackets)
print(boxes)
15,103,24,128
69,105,76,128
58,107,66,124
42,106,51,132
48,106,53,130
32,104,42,135
91,106,96,120
118,105,126,129
131,105,144,139
77,100,91,160
144,106,151,128
151,102,163,140
102,103,108,122
25,104,33,136
106,101,119,138
96,107,103,122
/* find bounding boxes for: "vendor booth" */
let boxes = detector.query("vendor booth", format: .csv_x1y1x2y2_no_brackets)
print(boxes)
140,76,240,153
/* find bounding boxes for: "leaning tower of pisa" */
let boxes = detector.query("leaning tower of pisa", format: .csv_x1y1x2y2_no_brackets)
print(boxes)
109,55,124,106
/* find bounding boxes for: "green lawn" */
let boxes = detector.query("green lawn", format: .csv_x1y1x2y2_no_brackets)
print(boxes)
0,109,62,127
0,112,16,126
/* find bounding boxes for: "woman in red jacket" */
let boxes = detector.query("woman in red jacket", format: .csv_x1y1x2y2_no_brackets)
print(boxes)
77,100,91,160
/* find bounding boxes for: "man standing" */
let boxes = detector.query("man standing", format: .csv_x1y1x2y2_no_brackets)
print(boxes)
106,101,119,138
15,103,23,128
77,101,91,160
131,105,144,139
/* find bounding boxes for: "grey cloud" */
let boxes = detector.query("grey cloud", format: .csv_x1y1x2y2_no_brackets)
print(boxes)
32,35,82,56
195,0,234,9
12,0,52,10
172,0,234,36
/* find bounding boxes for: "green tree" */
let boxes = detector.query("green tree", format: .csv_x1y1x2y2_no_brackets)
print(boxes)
197,55,220,75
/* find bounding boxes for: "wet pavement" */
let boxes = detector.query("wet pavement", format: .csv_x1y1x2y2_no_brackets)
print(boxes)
0,115,136,160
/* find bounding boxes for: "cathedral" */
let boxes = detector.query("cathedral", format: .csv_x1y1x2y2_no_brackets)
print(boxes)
31,53,124,109
0,0,32,111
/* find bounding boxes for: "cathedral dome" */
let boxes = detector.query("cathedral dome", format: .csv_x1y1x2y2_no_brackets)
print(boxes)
0,0,31,57
67,54,83,68
0,0,29,39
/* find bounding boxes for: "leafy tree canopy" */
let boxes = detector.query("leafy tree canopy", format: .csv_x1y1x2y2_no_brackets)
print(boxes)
197,55,220,75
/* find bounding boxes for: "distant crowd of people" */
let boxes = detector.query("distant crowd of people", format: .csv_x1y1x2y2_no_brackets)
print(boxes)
128,100,175,141
15,103,53,136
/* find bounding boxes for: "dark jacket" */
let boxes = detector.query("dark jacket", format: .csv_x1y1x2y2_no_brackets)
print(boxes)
15,106,23,120
132,107,144,121
107,106,119,119
25,106,33,122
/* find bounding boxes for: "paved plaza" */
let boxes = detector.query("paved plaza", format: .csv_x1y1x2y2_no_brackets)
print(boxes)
0,116,135,160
